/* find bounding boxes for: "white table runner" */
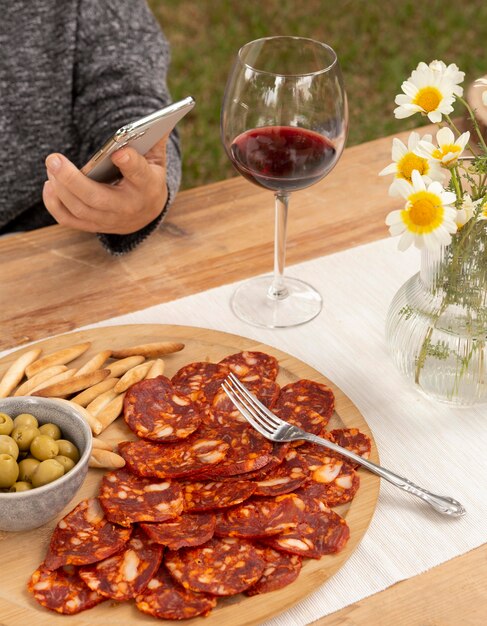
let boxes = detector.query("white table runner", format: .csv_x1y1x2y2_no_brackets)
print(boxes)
3,236,486,624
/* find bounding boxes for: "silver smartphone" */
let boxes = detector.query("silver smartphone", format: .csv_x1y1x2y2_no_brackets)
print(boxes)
81,96,195,184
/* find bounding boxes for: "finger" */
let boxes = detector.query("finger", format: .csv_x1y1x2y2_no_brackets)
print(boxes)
47,171,106,223
111,146,152,187
45,153,113,208
144,137,168,168
43,181,98,232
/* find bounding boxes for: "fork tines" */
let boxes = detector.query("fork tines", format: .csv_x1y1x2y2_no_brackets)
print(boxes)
221,373,280,440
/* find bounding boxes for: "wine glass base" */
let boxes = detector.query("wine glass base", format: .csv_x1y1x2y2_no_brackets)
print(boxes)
230,275,322,328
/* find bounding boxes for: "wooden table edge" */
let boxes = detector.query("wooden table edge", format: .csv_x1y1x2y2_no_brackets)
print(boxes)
311,543,486,625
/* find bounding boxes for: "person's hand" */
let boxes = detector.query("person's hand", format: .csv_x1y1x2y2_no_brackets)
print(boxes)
42,138,169,235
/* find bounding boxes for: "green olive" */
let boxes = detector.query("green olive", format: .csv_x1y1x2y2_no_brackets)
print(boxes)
31,459,64,487
38,423,62,440
30,435,59,461
0,435,19,460
54,455,75,473
13,413,38,429
9,481,33,492
0,453,20,488
0,413,14,436
11,426,40,452
56,439,79,463
18,457,41,482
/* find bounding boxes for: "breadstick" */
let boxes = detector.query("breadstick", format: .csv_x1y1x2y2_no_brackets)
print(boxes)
107,356,145,378
26,342,91,378
96,393,126,432
91,437,114,451
113,360,153,393
89,448,125,470
29,368,78,394
14,365,68,396
32,369,110,398
146,358,165,379
76,350,112,376
0,347,42,398
86,389,118,416
71,377,118,407
53,398,103,435
110,341,184,359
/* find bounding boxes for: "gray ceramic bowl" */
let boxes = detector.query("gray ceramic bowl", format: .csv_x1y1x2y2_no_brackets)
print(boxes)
0,396,92,532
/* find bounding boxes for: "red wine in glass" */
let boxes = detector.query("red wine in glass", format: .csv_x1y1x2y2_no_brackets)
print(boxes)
230,126,337,192
221,36,348,328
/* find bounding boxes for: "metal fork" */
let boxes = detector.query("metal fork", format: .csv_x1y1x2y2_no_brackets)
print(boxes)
221,373,466,517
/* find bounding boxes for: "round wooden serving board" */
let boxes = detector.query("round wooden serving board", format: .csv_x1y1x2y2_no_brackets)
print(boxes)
0,324,380,626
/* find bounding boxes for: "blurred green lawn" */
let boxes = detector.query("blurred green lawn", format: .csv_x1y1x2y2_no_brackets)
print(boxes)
149,0,487,190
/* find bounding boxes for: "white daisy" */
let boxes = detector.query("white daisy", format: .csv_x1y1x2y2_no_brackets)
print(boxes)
394,60,463,123
428,60,465,96
416,127,470,167
456,194,476,228
379,131,444,196
385,170,458,251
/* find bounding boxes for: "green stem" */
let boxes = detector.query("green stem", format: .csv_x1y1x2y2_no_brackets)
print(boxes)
414,216,481,386
450,167,463,201
455,96,487,153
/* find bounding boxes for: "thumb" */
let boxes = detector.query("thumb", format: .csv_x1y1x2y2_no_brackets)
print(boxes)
111,147,151,186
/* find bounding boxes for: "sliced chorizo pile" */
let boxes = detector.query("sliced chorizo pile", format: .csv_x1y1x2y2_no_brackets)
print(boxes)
27,349,371,619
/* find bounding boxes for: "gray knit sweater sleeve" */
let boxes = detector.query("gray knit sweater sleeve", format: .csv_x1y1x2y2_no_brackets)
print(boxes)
0,0,181,255
74,0,181,254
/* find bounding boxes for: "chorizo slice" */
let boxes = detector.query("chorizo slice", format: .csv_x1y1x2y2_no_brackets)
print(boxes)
135,564,217,619
274,379,335,433
264,502,350,559
218,442,290,482
165,537,265,596
124,375,202,442
118,437,229,479
211,375,280,414
245,547,302,596
253,448,310,497
28,564,106,615
196,423,273,478
98,468,184,527
140,512,216,550
171,361,230,407
78,527,163,601
181,479,256,512
324,427,372,468
214,493,303,538
44,498,132,571
296,448,360,507
219,350,279,381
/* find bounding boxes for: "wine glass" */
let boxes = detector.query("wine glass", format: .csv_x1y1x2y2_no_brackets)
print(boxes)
221,36,348,328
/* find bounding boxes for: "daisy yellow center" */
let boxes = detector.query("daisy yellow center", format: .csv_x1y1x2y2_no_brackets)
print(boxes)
432,144,461,161
402,191,444,233
397,152,429,181
413,86,442,113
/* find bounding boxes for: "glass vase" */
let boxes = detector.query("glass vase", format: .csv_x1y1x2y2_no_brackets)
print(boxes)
385,219,487,406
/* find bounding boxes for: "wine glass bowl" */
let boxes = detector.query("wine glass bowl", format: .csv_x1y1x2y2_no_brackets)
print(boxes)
221,36,348,327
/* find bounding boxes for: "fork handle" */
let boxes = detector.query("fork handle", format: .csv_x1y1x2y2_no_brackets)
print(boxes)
305,433,466,517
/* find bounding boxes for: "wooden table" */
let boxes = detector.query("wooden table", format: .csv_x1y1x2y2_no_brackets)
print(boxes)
1,124,484,625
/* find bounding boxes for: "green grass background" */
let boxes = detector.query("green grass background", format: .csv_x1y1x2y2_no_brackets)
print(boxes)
148,0,487,190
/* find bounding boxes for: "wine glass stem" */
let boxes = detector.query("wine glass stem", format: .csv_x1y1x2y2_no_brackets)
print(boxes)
268,192,290,300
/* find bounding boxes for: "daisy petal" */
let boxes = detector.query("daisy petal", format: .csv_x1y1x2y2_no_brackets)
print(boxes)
398,230,415,251
379,163,397,176
385,210,403,226
391,137,407,161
